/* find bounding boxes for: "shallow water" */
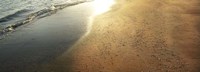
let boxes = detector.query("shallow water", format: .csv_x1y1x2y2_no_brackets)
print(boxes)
0,0,80,19
0,0,88,34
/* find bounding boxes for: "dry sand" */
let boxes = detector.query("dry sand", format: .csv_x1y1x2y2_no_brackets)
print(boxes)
42,0,200,72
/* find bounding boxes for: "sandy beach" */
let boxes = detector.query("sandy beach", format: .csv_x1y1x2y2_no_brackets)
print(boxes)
42,0,200,72
0,0,200,72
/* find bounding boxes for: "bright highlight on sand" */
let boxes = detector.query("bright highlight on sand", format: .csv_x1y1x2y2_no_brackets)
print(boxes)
85,0,115,35
92,0,115,15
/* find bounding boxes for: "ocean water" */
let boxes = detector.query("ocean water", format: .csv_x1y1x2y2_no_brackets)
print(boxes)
0,0,90,35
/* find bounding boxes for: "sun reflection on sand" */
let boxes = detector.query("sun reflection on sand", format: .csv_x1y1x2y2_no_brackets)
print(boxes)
92,0,115,16
85,0,115,36
84,0,115,36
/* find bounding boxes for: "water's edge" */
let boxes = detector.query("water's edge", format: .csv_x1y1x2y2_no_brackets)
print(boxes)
0,0,91,39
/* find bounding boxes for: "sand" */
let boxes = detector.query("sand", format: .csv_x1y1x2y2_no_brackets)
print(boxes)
41,0,200,72
1,0,198,72
0,2,94,72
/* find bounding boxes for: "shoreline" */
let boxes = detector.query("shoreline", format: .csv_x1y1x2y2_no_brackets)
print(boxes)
0,1,88,39
0,0,199,72
50,0,200,72
0,2,94,72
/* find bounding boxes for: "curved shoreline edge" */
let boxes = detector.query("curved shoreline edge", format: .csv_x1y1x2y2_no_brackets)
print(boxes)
0,0,91,39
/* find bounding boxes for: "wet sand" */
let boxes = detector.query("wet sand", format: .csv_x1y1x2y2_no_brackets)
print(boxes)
0,0,200,72
44,0,200,72
0,3,93,72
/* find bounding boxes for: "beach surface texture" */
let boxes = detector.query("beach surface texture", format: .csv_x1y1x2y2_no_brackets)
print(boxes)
0,0,200,72
45,0,200,72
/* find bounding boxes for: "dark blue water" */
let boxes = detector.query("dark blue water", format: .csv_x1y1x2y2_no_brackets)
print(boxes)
0,0,90,36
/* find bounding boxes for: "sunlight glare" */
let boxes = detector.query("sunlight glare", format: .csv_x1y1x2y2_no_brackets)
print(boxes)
85,0,115,36
92,0,115,15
